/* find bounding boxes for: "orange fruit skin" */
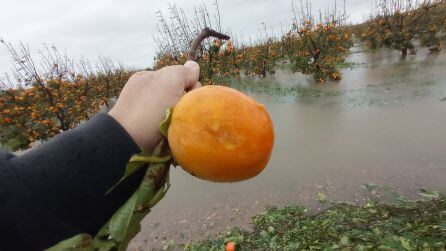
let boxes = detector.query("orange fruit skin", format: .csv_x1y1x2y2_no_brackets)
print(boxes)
168,85,274,182
226,241,236,251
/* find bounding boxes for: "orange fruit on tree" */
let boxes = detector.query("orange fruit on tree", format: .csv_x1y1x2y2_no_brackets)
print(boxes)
168,85,274,182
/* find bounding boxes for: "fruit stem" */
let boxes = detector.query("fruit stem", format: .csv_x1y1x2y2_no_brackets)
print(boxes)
187,27,230,61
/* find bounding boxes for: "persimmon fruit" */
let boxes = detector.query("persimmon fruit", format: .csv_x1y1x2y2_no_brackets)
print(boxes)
226,241,236,251
168,85,274,182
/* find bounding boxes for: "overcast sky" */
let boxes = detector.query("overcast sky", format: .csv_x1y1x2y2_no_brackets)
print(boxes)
0,0,371,76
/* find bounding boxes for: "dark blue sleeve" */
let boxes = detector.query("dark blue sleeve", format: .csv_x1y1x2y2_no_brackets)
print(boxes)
0,113,143,250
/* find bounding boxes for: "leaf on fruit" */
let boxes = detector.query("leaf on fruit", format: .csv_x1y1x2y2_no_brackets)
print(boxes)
159,107,173,138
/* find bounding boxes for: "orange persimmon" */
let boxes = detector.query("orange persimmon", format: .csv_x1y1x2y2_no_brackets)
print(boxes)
168,85,274,182
226,242,236,251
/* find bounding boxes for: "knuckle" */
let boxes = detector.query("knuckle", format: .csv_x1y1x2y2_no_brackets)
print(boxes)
130,71,153,81
158,65,186,82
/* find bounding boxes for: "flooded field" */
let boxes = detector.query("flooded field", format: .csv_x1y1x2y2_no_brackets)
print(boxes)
129,48,446,250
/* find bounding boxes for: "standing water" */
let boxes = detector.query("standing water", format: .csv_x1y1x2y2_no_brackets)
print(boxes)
130,48,446,249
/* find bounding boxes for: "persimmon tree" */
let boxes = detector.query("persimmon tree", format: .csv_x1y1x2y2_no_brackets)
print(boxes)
284,0,353,82
241,35,282,78
360,0,444,56
196,38,239,85
153,2,242,84
0,41,132,150
0,79,38,150
92,55,134,109
414,0,445,53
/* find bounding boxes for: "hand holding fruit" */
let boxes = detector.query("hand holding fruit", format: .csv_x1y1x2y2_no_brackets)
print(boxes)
111,28,274,182
109,61,201,153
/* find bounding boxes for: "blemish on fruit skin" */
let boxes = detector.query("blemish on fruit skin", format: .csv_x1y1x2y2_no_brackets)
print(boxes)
224,142,238,150
206,120,242,150
208,119,221,132
213,129,245,150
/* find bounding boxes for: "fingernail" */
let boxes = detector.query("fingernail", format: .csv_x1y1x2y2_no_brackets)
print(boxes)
184,60,199,69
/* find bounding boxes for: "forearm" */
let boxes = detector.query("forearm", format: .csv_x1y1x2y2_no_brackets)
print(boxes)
1,113,142,250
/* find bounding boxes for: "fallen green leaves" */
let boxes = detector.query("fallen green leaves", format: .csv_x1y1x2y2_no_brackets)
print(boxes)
186,192,446,250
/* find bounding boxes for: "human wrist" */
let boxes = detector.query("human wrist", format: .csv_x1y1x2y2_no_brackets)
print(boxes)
108,108,160,153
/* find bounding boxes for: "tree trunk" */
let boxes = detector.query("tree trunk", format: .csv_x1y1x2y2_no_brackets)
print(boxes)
401,48,408,58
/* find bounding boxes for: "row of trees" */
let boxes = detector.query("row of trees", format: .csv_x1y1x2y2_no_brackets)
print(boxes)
358,0,446,56
1,0,445,150
154,0,445,84
153,0,354,83
0,42,133,150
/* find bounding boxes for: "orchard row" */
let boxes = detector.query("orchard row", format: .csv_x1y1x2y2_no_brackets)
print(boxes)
1,0,445,150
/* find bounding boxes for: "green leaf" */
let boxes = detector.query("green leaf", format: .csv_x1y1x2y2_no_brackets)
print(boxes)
49,138,173,251
108,193,138,242
260,230,270,241
317,192,327,204
383,187,413,206
45,234,93,251
105,161,147,195
112,149,171,251
363,183,381,192
440,211,446,220
418,192,440,200
105,154,171,195
340,235,349,246
147,174,171,208
134,163,169,211
93,239,116,251
95,226,110,240
269,235,278,248
129,154,171,163
224,230,244,244
159,107,173,138
377,245,394,251
400,237,413,250
418,188,442,200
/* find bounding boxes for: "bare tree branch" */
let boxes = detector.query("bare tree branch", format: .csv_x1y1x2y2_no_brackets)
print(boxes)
187,28,230,61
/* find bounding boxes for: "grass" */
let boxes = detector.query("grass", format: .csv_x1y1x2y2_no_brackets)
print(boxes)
182,187,446,251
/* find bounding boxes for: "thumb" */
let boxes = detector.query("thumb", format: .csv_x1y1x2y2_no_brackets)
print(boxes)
183,60,200,90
